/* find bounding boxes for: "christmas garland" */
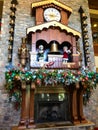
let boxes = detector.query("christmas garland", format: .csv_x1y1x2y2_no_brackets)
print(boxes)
5,67,97,109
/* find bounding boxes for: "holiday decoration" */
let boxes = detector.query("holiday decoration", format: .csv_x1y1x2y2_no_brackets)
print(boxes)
79,6,90,67
4,0,98,128
63,46,72,63
18,37,29,67
8,0,18,62
5,66,97,109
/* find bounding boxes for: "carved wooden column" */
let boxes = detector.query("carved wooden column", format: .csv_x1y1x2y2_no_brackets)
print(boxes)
18,81,30,129
69,83,80,124
28,82,36,128
77,82,88,123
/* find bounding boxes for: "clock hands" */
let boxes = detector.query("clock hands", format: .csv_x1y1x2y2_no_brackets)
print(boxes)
44,7,61,22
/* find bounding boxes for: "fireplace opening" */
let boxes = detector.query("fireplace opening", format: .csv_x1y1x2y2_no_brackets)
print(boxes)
34,93,71,124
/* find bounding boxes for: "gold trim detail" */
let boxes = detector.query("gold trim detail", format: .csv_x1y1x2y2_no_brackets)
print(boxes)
27,21,81,37
72,54,80,56
32,0,72,13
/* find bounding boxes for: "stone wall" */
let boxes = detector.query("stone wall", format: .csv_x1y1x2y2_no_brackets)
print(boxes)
0,0,97,128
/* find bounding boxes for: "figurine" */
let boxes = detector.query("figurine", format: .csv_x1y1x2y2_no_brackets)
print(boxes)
18,38,28,67
37,44,44,62
62,46,71,63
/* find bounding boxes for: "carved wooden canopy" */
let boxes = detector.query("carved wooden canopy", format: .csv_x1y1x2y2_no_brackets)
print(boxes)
27,21,81,38
31,0,72,17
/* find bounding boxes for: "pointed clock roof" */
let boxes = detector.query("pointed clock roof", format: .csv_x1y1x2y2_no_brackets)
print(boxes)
27,21,81,38
32,0,72,17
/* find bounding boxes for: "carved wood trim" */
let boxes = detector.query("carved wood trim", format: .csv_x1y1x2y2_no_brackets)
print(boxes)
18,82,87,128
77,82,88,123
71,88,80,124
18,82,27,129
28,82,36,128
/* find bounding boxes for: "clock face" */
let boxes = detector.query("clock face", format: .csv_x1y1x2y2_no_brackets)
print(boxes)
44,7,61,22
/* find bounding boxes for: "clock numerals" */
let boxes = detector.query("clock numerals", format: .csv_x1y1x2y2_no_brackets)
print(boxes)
44,7,61,22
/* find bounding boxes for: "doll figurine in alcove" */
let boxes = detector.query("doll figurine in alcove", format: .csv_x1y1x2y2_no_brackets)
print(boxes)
37,44,44,62
62,46,71,63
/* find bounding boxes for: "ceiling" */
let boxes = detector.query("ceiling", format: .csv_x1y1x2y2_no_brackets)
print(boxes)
88,0,98,10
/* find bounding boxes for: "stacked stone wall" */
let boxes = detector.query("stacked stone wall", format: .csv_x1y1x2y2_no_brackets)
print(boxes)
0,0,97,128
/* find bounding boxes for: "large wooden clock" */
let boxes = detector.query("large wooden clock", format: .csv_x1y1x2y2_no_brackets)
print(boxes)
31,0,72,25
27,0,81,69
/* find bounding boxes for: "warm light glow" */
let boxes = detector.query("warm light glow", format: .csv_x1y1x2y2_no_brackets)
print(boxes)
93,23,98,27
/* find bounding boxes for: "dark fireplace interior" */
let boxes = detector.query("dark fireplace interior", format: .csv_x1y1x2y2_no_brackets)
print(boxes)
34,92,71,124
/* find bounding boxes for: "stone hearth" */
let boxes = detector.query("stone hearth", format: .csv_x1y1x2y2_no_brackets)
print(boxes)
12,121,95,130
34,121,95,130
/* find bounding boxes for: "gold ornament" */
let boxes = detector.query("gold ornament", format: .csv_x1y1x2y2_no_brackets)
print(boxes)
9,36,13,42
10,12,15,18
9,19,15,25
8,45,12,50
9,28,14,34
14,75,20,80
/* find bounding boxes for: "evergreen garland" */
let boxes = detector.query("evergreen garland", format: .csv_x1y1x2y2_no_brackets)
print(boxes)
5,66,97,109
